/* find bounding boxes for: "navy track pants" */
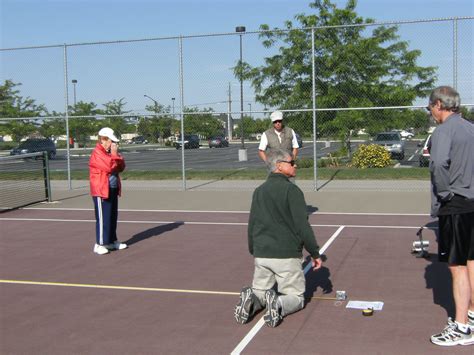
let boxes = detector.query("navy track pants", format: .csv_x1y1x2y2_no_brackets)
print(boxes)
93,188,118,245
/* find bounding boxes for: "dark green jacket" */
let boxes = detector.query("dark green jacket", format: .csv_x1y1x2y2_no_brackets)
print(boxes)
248,173,320,259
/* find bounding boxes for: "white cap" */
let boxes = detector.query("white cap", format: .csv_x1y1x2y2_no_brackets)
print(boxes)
98,127,119,142
270,110,283,122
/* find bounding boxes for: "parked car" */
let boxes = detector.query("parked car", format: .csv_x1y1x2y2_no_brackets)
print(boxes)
208,136,229,148
128,136,148,144
372,132,405,160
394,129,415,140
10,138,57,159
175,134,200,149
418,134,431,167
295,133,303,148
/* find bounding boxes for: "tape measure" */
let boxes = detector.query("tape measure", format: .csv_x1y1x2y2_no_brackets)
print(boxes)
362,308,374,316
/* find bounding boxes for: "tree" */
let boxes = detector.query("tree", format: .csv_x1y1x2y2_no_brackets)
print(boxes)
70,101,103,145
0,80,48,141
143,101,175,143
239,0,437,146
182,107,224,138
103,98,131,136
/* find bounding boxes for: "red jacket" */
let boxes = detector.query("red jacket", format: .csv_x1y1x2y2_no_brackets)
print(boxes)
89,143,126,198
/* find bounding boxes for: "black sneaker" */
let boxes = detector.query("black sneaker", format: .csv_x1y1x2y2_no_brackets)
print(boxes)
234,287,256,324
263,289,282,328
431,318,473,346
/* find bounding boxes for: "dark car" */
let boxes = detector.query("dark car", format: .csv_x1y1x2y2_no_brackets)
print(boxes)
129,136,148,144
208,136,229,148
175,134,200,149
372,132,405,160
10,138,57,159
418,134,431,167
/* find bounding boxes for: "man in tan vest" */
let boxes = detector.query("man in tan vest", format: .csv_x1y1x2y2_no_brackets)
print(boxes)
258,110,299,163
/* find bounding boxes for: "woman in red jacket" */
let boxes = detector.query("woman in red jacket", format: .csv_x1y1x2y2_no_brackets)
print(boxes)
89,127,127,255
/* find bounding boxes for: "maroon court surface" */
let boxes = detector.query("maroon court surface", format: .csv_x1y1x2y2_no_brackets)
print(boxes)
1,208,472,354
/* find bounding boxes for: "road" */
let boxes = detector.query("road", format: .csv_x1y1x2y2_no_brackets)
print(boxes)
45,140,425,171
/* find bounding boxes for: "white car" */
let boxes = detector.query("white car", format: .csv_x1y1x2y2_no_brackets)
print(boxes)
398,130,414,139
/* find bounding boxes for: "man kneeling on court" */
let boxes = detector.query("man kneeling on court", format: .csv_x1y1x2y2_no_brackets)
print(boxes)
234,149,322,327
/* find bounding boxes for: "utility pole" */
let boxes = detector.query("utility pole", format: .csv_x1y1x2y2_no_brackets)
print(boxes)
227,82,232,140
236,25,247,161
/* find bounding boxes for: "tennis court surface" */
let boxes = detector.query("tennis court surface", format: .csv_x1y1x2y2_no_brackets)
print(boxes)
1,191,472,355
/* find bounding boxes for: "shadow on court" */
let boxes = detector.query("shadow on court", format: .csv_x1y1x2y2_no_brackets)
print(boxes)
306,205,319,213
303,254,333,302
424,253,455,318
124,222,184,246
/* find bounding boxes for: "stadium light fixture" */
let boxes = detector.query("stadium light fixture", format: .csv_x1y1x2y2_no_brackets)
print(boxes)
71,79,78,107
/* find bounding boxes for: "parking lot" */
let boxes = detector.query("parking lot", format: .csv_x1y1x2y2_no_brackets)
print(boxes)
39,139,425,171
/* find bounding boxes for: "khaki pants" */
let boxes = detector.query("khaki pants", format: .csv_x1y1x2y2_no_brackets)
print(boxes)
252,257,305,316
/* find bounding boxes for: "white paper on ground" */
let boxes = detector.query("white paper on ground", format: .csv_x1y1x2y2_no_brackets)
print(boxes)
346,301,384,311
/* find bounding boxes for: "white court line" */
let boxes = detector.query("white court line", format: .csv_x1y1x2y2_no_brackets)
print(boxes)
24,207,431,216
230,226,345,355
0,217,437,230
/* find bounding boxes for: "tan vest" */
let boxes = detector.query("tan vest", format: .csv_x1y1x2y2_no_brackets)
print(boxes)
265,126,293,154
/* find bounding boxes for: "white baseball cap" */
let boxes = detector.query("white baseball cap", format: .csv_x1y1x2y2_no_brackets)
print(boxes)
270,110,283,122
98,127,119,142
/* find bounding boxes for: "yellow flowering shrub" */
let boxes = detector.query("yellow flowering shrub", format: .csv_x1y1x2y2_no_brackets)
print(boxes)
351,144,391,168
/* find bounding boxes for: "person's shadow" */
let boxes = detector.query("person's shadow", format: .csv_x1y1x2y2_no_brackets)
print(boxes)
124,222,184,246
425,253,454,318
303,255,333,304
423,219,455,318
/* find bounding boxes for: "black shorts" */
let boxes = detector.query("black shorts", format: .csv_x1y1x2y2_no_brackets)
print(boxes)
438,212,474,265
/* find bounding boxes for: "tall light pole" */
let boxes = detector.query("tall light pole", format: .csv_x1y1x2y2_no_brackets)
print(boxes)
248,102,252,119
172,97,175,118
71,79,77,107
144,94,159,113
236,25,247,161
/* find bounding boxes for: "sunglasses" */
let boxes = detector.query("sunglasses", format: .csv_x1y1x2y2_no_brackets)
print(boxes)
278,159,296,166
273,120,283,124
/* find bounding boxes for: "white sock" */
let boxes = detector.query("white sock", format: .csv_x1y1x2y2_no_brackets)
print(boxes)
455,321,469,333
468,310,474,318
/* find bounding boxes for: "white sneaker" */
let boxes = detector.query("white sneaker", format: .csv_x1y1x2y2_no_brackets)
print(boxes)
105,241,128,250
431,318,473,346
93,244,109,255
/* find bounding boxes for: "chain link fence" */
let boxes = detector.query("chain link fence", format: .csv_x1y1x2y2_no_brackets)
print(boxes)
1,17,473,191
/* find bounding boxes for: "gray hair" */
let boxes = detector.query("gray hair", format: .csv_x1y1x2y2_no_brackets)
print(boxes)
266,148,291,172
429,86,461,113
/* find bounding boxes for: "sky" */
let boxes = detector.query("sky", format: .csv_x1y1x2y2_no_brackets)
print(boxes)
1,0,473,115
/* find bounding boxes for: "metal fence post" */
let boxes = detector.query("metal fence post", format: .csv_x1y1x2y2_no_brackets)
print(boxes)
311,28,318,191
63,44,72,190
179,35,186,191
453,18,458,89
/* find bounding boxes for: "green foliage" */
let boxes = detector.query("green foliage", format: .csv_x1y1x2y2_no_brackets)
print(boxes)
351,144,391,168
235,116,272,139
239,0,436,140
461,106,474,122
0,80,49,141
183,108,225,138
297,157,314,168
102,98,131,137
